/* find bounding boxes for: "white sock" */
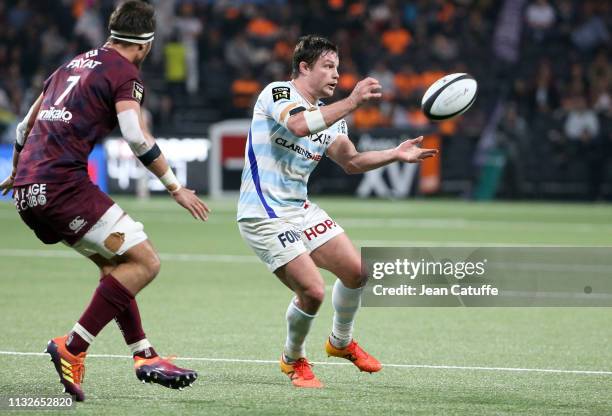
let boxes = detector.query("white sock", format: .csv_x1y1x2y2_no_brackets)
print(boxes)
331,279,363,348
71,322,95,344
284,297,316,361
128,338,153,356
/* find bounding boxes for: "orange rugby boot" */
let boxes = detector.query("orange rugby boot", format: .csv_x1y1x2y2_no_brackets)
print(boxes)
45,335,87,401
280,356,323,388
325,338,382,373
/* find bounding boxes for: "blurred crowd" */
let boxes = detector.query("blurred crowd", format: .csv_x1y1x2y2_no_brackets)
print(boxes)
0,0,610,198
499,0,610,199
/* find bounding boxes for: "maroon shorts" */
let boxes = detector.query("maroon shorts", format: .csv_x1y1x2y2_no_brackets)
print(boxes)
13,179,114,246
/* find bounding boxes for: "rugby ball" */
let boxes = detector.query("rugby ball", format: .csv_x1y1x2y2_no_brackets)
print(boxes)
421,73,477,120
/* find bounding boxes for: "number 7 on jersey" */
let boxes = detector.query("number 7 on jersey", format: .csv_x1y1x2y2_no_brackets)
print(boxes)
54,75,81,106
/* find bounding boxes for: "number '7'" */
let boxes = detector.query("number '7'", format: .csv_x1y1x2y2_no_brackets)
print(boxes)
54,75,81,106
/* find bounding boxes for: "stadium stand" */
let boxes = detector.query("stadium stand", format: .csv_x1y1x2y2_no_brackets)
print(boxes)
0,0,609,199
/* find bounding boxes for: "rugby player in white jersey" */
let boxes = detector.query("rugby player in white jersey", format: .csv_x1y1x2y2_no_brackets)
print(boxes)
237,35,437,388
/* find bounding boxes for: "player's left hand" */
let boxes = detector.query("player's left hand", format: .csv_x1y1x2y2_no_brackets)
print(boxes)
171,187,211,221
394,136,438,163
0,175,14,196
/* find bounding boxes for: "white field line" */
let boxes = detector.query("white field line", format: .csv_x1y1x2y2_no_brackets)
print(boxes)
0,249,259,263
0,247,541,261
337,218,612,232
2,209,609,232
0,350,610,376
353,240,568,247
3,243,607,263
2,248,611,272
353,240,612,248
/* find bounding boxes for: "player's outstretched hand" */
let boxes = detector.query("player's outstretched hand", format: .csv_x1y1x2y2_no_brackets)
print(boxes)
395,136,438,163
348,77,382,108
0,175,14,196
171,187,211,221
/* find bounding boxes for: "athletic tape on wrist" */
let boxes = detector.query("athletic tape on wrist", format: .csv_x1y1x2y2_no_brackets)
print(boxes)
304,108,327,134
159,167,182,193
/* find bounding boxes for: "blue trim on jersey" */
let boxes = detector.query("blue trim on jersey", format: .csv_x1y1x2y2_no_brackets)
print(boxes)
247,129,278,218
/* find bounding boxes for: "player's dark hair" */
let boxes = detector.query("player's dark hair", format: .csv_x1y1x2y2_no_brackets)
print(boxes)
291,35,338,78
108,0,156,46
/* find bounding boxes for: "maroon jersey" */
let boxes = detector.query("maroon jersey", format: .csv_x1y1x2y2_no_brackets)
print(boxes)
14,46,145,186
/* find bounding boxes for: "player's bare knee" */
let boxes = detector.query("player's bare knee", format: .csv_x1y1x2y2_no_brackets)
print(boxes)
143,252,161,280
126,240,160,280
128,249,161,282
340,264,366,289
353,269,368,288
303,284,325,305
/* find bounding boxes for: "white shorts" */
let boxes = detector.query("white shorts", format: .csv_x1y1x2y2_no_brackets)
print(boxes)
69,204,148,259
238,202,344,272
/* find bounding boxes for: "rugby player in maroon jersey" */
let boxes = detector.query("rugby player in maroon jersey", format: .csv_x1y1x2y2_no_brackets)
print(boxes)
0,1,209,401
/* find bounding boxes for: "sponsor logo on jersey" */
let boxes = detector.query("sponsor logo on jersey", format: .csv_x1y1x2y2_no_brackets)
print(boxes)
38,106,73,123
14,183,47,212
338,119,348,135
278,229,301,248
274,137,322,161
132,82,144,103
66,57,102,69
303,219,337,241
272,86,290,102
308,132,332,145
68,216,87,233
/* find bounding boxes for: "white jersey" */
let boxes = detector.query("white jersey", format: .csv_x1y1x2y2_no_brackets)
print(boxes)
237,81,348,220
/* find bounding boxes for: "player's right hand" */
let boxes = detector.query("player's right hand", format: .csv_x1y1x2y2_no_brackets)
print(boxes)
171,187,211,221
394,136,439,163
348,77,382,108
0,175,14,196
